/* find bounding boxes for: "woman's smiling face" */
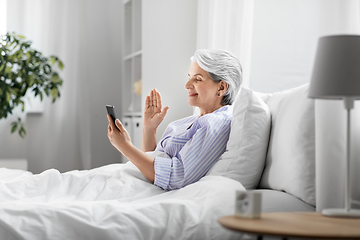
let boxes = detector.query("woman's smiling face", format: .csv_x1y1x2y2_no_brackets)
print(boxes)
186,62,224,116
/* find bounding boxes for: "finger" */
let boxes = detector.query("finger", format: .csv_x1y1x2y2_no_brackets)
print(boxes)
152,89,157,108
150,89,155,105
156,90,162,111
160,106,169,120
145,95,151,109
115,119,125,132
107,115,113,125
107,115,116,130
149,89,153,108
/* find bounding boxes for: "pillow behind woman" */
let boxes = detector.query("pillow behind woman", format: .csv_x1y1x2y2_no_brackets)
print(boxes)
207,87,271,189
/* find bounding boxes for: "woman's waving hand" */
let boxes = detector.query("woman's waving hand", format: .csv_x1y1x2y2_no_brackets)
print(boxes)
142,89,169,151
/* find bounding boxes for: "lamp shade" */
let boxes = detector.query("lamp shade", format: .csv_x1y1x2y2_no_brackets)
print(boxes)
309,35,360,99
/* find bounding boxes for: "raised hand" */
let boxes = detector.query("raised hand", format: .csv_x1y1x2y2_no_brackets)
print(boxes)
143,89,169,131
142,89,169,151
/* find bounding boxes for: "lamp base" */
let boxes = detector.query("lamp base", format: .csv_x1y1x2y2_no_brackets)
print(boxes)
322,208,360,218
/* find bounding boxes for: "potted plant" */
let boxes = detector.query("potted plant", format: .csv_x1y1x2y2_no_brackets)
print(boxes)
0,32,64,137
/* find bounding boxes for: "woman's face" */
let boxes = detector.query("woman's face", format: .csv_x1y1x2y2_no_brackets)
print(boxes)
186,62,225,116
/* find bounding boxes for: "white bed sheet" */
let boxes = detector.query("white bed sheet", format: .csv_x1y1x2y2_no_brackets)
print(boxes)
0,162,245,240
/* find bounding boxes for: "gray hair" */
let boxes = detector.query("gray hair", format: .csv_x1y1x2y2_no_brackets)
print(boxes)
191,49,242,105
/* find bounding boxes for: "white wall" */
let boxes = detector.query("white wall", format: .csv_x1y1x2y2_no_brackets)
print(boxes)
250,0,318,93
142,0,197,141
249,0,360,93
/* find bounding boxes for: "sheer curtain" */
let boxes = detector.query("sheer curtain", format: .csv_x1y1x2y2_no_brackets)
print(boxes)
196,0,253,88
3,0,123,173
4,0,89,172
0,0,6,35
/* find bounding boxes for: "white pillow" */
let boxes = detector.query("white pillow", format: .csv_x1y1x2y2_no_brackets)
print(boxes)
207,87,271,189
259,83,315,206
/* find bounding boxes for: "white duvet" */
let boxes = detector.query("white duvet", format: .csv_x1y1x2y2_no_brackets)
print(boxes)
0,162,245,240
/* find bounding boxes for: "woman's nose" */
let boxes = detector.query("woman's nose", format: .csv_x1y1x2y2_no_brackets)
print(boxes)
185,78,193,89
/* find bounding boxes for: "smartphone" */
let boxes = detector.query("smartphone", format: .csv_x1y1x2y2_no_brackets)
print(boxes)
106,105,119,130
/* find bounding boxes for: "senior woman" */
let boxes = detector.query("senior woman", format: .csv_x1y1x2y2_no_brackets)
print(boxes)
107,49,242,190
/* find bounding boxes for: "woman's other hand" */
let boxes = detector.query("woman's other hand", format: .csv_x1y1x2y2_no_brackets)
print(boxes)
107,114,155,183
107,115,132,152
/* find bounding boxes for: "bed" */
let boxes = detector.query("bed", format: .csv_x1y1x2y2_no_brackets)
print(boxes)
0,84,318,239
0,162,246,239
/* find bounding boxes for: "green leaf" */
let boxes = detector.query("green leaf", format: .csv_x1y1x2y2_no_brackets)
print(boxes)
49,56,56,65
10,117,26,137
11,123,17,133
19,126,26,138
51,74,59,83
28,75,35,87
14,49,23,60
16,34,25,39
33,87,39,97
58,60,64,70
6,91,11,102
51,88,58,101
8,88,18,95
5,65,12,75
21,100,25,111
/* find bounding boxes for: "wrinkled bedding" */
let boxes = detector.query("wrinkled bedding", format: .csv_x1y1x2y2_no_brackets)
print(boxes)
0,162,245,240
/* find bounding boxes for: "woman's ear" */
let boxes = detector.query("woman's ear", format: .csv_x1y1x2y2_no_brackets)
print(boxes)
218,81,229,94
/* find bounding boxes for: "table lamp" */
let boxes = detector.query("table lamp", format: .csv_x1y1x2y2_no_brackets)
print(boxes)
309,35,360,218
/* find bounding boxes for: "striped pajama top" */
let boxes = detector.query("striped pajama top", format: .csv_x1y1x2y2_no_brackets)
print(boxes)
153,105,232,190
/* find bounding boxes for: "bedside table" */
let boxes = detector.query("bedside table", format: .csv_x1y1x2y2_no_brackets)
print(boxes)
219,212,360,239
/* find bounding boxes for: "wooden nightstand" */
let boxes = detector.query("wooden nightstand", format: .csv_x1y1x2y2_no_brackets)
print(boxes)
219,212,360,239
